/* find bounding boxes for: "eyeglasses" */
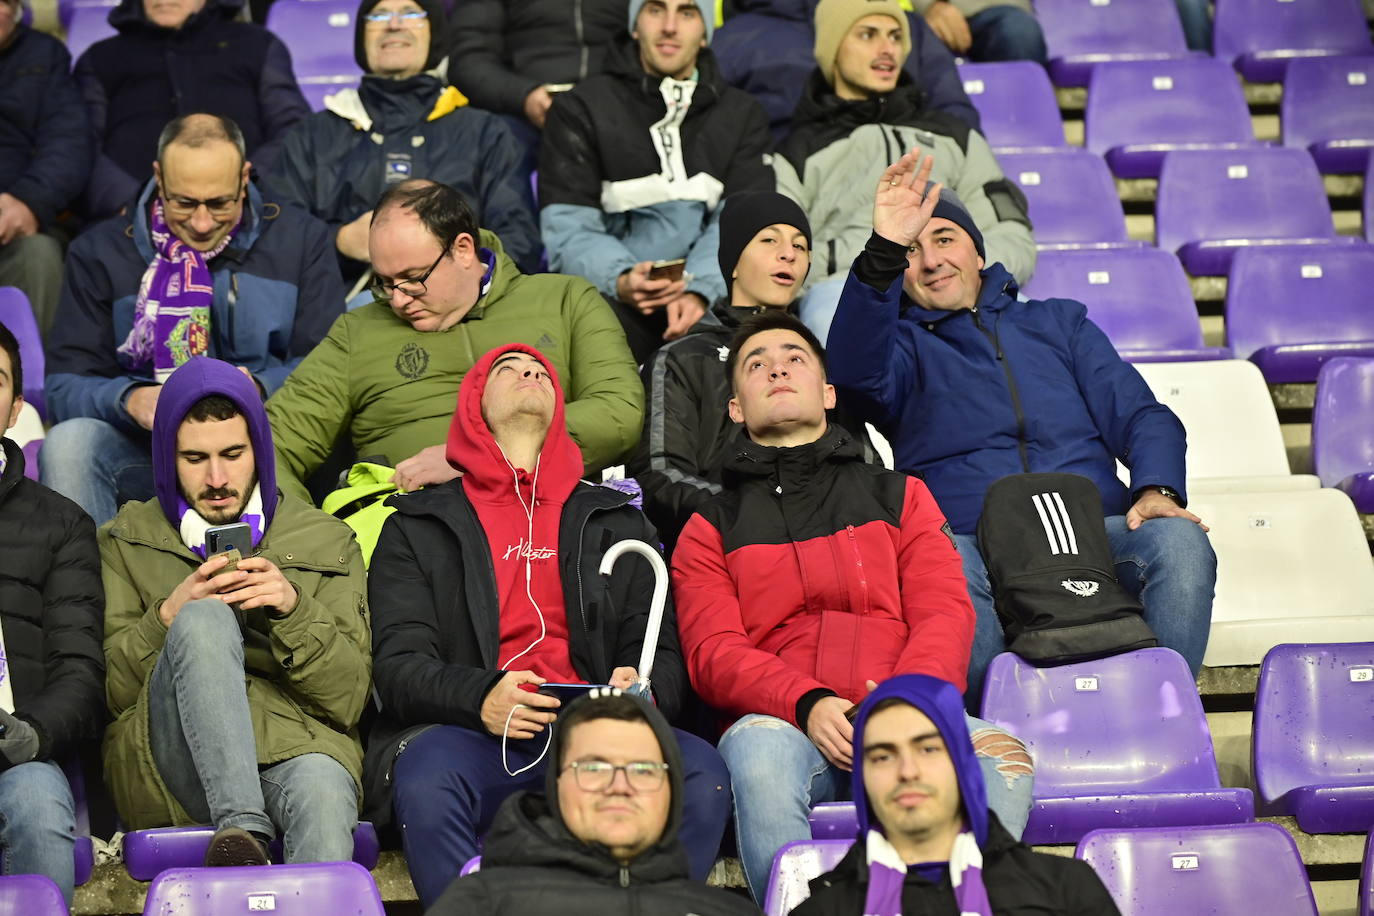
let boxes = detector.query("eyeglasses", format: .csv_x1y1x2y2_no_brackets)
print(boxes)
161,184,245,219
563,760,670,793
363,9,428,25
369,242,451,300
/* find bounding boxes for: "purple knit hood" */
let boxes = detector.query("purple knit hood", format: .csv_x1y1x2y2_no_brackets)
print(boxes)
152,357,277,530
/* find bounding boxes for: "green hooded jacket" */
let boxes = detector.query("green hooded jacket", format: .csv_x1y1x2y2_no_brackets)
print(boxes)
265,231,643,501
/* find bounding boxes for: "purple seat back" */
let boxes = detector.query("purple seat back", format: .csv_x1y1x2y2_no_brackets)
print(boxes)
1086,58,1256,178
1021,248,1223,360
1282,57,1374,174
0,874,68,915
1225,245,1374,383
1155,147,1337,275
20,439,40,482
459,855,481,876
997,149,1131,247
762,840,852,916
267,0,358,75
142,861,385,915
1214,0,1374,82
807,802,858,840
1076,823,1318,916
1035,0,1190,87
0,287,46,419
65,4,117,66
957,62,1065,151
1362,828,1374,916
124,822,380,881
1254,642,1374,830
1313,358,1374,511
58,757,94,886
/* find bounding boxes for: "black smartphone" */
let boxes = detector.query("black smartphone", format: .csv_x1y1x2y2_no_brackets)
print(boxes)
206,522,252,557
537,683,612,708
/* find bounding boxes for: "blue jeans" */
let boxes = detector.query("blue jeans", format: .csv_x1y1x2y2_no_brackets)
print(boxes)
959,515,1217,707
391,721,732,907
967,6,1048,65
148,599,357,861
719,712,1034,901
0,760,76,906
40,418,153,526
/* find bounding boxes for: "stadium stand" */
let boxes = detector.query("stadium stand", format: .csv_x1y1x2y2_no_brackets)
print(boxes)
957,61,1066,151
1313,357,1374,512
996,148,1140,249
762,840,851,916
1281,56,1374,174
140,861,386,915
1213,0,1374,83
122,823,379,881
1034,0,1192,87
264,0,360,111
0,288,45,419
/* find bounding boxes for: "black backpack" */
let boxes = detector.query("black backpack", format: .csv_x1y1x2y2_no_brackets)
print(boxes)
976,472,1157,664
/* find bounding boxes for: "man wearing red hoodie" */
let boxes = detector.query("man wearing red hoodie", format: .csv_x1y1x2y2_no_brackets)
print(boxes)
363,343,732,907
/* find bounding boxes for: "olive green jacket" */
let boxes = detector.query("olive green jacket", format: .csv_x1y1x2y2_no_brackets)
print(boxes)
266,231,642,501
99,493,370,830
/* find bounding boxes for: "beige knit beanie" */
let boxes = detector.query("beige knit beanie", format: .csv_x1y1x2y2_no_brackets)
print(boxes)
813,0,912,87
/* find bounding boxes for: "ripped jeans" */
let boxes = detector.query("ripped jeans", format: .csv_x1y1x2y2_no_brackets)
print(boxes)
719,712,1033,901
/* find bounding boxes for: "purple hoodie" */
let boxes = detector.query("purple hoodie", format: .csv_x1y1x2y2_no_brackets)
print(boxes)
151,357,278,531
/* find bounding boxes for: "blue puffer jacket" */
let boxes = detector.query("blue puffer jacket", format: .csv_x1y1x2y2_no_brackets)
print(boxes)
827,242,1187,534
711,0,980,141
44,180,344,433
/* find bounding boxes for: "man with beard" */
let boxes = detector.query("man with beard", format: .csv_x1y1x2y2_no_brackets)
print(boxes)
100,357,371,866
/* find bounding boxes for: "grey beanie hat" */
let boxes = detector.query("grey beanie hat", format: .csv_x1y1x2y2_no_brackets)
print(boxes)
627,0,715,41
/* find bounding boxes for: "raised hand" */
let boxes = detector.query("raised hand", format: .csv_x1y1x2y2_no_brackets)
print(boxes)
873,150,942,249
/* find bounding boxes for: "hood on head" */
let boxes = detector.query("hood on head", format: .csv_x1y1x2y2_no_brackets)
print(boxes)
445,343,582,504
850,674,989,848
354,0,447,73
152,357,277,529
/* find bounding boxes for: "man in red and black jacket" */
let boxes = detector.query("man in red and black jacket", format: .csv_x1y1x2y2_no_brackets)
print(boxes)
670,310,1033,902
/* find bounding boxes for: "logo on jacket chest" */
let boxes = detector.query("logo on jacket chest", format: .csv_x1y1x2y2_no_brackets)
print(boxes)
395,343,430,380
503,538,557,562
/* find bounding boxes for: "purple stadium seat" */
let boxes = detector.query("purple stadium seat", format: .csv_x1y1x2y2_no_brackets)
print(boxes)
20,440,40,482
1313,357,1374,512
807,802,857,841
1155,147,1359,276
0,287,46,419
1021,248,1226,361
1282,57,1374,175
59,0,117,30
763,840,852,916
1086,58,1258,179
957,62,1066,152
1034,0,1192,87
266,0,361,112
1253,642,1374,833
1213,0,1374,83
123,822,380,881
1366,156,1374,243
1225,245,1374,383
1362,828,1374,916
59,757,94,886
0,874,68,915
997,149,1139,250
980,648,1253,845
141,861,385,915
1076,823,1318,916
459,855,481,876
64,4,117,66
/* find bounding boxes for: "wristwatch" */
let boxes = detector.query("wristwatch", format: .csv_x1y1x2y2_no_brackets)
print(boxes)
1143,485,1184,507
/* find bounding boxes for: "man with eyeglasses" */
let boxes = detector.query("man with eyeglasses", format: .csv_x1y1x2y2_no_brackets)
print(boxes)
43,113,344,525
267,0,540,289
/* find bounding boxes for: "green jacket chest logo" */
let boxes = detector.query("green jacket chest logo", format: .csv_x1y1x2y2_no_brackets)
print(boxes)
395,342,430,380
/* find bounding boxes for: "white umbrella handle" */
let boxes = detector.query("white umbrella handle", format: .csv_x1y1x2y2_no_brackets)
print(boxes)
599,539,668,686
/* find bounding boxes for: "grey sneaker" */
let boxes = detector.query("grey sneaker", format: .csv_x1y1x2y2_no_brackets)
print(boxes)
203,827,271,867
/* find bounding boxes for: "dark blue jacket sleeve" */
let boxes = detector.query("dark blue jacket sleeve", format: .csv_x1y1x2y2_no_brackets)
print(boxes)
252,210,345,396
73,49,142,219
4,36,94,228
905,13,981,132
827,243,918,430
249,36,311,179
474,115,541,274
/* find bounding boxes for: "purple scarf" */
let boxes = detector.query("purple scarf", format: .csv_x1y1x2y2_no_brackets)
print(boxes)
118,200,238,382
863,828,993,916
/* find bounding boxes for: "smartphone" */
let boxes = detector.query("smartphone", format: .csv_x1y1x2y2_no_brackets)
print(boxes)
544,82,575,94
537,683,613,708
647,258,686,282
206,522,252,557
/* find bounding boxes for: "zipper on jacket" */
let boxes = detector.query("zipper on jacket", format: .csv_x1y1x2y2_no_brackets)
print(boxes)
384,723,437,785
971,305,1030,472
619,864,630,888
575,0,588,79
846,525,870,614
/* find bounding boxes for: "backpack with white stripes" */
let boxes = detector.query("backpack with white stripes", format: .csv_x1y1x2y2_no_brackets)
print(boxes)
976,473,1157,664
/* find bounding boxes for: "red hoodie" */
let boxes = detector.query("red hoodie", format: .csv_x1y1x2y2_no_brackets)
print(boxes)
446,344,586,684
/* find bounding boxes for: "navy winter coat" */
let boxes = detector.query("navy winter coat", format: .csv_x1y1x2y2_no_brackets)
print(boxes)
827,236,1187,534
0,25,92,228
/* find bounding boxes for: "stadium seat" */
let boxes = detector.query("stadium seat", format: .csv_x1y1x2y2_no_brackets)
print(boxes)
1225,245,1374,384
1021,248,1226,361
9,402,44,482
1076,823,1318,916
1281,57,1374,174
1362,828,1374,916
141,861,385,915
0,874,68,915
1186,487,1374,666
266,0,360,112
64,4,116,66
980,648,1253,846
762,839,852,916
997,149,1141,250
1313,357,1374,512
0,287,46,419
1034,0,1192,87
1155,147,1360,276
807,802,857,841
957,62,1065,152
1254,642,1374,833
1367,156,1374,243
1130,360,1319,493
62,757,94,887
59,0,116,31
123,822,380,881
460,855,481,876
1213,0,1374,83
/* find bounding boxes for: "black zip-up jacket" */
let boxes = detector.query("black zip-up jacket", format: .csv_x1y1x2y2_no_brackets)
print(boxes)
792,814,1121,916
0,438,105,763
362,479,687,831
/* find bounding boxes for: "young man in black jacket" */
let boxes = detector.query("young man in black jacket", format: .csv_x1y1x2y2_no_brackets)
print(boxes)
364,342,731,908
0,322,106,907
429,690,759,915
794,675,1118,916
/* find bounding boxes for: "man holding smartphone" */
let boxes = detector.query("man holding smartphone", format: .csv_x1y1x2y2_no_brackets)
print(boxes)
100,357,371,868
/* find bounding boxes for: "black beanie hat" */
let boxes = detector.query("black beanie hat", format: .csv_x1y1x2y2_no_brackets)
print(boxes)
355,0,448,74
926,183,986,261
718,191,814,299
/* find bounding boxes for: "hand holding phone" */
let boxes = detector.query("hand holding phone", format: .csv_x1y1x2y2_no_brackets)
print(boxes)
647,258,686,282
